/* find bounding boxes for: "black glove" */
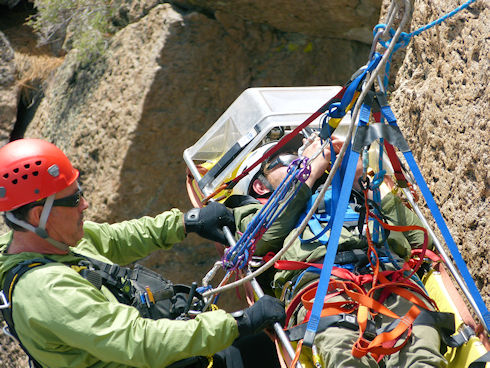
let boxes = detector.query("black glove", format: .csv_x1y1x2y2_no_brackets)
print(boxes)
231,295,286,336
184,202,235,245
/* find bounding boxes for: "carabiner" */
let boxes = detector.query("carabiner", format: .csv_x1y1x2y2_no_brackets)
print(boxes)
0,290,10,310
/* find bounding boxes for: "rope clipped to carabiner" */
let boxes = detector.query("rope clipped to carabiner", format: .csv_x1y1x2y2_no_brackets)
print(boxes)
223,158,310,271
371,0,477,88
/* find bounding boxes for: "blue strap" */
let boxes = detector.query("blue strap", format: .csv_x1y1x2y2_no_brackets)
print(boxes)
403,151,490,331
375,93,397,125
303,214,331,244
303,149,360,347
330,139,341,222
375,91,490,331
359,101,372,126
299,188,359,245
300,133,343,244
380,105,396,125
329,53,382,119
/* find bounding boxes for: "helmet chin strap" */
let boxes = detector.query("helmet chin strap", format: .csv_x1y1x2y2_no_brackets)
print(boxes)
6,195,70,252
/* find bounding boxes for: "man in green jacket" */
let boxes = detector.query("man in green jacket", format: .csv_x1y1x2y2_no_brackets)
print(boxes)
0,138,285,368
232,137,447,368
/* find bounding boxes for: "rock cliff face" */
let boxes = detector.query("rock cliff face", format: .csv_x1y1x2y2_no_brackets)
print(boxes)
24,3,373,224
0,31,17,144
13,2,374,291
172,0,381,43
386,0,489,305
0,0,488,366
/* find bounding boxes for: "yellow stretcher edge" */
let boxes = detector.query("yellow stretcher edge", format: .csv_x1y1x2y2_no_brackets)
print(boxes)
423,269,489,368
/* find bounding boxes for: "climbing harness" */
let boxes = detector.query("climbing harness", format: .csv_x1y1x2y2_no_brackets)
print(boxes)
181,0,489,366
0,255,208,368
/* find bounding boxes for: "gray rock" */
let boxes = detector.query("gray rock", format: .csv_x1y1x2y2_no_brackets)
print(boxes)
384,0,490,306
173,0,382,44
0,31,18,146
0,0,488,365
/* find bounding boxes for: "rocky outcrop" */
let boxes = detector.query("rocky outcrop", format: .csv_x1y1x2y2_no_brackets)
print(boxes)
0,31,17,145
24,2,371,284
173,0,382,44
0,0,488,366
384,0,489,305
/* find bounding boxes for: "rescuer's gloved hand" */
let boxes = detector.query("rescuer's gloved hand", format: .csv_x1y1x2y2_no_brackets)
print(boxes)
184,202,235,245
231,295,286,336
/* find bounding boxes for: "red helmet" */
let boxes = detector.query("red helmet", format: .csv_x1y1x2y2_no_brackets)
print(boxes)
0,139,79,212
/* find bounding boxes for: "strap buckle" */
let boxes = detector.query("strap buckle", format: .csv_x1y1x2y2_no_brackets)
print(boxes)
0,291,10,309
337,313,357,329
363,321,378,341
108,264,121,277
337,313,377,341
459,324,476,343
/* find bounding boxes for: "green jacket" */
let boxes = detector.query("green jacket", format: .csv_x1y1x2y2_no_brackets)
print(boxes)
0,209,238,368
234,184,432,297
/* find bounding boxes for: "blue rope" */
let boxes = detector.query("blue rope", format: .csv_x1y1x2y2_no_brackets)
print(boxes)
374,90,490,331
223,159,308,270
373,0,476,87
376,0,476,49
408,0,477,38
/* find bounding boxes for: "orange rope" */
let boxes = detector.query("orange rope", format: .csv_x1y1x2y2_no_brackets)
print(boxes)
290,339,303,368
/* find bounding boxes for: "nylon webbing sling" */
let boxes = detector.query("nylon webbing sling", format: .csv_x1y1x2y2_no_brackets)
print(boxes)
301,56,384,347
303,144,360,347
403,152,490,330
378,95,490,331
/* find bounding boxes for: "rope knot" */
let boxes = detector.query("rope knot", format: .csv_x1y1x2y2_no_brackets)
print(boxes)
370,170,387,190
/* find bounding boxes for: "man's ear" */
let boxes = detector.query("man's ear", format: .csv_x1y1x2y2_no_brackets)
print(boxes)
26,206,42,227
252,178,271,196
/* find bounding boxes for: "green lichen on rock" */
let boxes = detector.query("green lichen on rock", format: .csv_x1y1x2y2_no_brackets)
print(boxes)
27,0,121,63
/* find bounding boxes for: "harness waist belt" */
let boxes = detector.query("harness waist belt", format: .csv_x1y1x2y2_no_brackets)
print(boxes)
285,309,459,347
285,313,377,342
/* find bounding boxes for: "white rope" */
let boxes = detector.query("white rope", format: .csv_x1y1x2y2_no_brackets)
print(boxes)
202,0,413,298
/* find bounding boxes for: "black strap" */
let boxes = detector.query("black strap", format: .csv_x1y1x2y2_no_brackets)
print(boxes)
166,356,210,368
1,258,56,368
285,313,377,342
334,249,369,268
76,254,133,280
285,309,459,349
70,253,137,304
224,194,260,208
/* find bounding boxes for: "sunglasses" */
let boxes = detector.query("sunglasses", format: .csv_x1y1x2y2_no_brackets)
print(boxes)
30,188,84,208
263,154,299,173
